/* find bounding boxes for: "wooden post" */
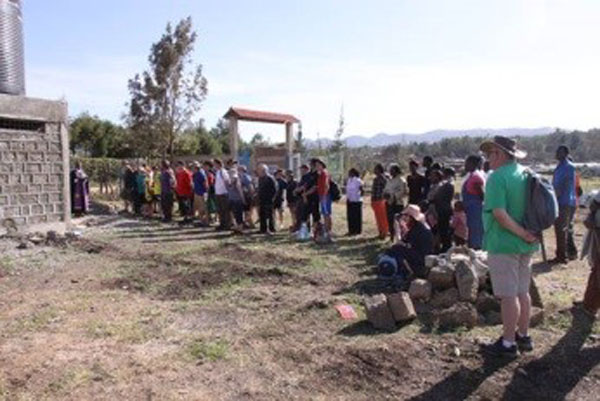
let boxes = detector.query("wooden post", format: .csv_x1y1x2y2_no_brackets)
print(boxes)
229,117,239,160
285,122,294,170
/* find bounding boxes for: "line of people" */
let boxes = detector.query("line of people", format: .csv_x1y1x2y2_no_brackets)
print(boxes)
120,157,340,239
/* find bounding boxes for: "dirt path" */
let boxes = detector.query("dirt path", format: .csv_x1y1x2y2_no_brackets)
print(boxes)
0,208,598,400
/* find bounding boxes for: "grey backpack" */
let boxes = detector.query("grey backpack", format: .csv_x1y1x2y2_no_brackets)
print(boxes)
523,170,559,234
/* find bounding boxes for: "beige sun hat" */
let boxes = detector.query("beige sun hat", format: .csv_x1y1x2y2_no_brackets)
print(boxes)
402,204,426,223
480,136,527,159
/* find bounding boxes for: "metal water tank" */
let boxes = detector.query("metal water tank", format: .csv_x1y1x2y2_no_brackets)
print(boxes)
0,0,25,95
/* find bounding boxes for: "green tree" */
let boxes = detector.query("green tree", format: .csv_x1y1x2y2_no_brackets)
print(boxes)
209,119,230,154
127,17,208,158
69,113,131,158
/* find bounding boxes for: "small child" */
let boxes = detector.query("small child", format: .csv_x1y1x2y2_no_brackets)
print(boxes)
450,201,468,246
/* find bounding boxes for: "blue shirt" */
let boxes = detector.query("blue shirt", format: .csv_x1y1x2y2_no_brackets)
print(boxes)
193,170,207,196
553,159,576,207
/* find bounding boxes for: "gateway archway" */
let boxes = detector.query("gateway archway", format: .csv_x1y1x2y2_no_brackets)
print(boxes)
223,107,300,169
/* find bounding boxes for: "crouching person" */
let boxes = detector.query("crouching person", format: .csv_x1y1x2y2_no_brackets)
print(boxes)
378,205,433,286
480,137,539,357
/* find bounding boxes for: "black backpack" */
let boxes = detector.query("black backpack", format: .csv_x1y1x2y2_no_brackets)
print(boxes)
523,170,559,234
329,179,341,202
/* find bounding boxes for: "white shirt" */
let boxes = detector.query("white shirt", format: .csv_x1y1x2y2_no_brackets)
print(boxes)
215,168,230,195
346,177,363,202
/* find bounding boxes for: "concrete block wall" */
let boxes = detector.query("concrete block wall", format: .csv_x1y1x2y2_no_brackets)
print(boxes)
0,94,70,230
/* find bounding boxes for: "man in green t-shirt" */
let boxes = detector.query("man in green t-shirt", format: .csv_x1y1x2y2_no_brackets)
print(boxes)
480,136,539,357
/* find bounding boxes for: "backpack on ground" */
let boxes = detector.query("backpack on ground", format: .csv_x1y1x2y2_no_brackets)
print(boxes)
523,169,559,234
329,179,341,202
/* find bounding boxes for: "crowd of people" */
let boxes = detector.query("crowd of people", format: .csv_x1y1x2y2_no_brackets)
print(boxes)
118,157,340,238
70,136,598,358
112,153,483,252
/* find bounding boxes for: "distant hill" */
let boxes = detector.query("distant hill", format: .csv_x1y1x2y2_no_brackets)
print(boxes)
306,127,555,148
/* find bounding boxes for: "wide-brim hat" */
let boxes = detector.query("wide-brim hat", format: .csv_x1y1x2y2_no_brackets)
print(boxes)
480,136,527,159
312,158,327,169
402,204,425,223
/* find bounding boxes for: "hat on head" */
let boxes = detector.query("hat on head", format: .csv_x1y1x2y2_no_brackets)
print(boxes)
313,158,327,169
480,136,527,159
402,204,425,223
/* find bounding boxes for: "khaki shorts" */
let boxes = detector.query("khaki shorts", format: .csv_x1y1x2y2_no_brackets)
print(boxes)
194,194,207,217
488,253,533,298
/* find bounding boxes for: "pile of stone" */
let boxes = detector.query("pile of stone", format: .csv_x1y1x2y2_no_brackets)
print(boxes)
364,246,544,330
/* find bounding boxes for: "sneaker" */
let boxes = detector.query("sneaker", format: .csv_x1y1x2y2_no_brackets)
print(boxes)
515,332,534,352
482,337,519,358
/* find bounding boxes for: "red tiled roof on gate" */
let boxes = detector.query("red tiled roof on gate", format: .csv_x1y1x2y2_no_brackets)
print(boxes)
223,107,300,124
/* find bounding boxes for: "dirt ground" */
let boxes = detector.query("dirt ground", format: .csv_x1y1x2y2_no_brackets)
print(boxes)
1,202,599,401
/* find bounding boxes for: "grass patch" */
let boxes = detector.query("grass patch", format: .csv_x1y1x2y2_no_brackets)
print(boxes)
0,255,15,277
85,317,159,344
185,338,229,363
45,368,91,395
7,305,59,335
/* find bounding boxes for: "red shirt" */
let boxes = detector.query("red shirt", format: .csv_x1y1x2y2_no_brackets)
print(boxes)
464,171,485,197
317,169,330,197
175,168,193,197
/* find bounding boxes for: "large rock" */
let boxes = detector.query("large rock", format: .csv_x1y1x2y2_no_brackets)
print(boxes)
436,303,478,329
475,292,500,314
455,260,478,302
386,292,416,322
530,306,544,327
472,258,489,287
364,294,396,331
409,279,432,302
430,288,459,309
428,265,455,290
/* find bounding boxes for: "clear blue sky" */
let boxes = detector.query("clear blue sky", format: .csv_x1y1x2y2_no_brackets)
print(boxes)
23,0,600,141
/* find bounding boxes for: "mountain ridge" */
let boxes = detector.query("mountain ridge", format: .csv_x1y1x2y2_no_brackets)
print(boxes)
306,127,555,148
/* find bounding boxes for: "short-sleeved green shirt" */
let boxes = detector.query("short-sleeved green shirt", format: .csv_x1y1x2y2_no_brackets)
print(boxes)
483,161,539,254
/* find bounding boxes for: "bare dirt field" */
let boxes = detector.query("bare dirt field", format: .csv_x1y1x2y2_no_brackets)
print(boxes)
1,202,599,400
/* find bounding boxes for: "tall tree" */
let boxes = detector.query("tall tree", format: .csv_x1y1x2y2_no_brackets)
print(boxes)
127,17,208,158
330,104,345,153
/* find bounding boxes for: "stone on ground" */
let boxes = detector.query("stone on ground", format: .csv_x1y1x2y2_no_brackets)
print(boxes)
436,302,478,329
530,306,544,327
409,279,432,302
430,288,459,309
530,277,544,309
475,292,500,314
428,265,455,290
387,292,417,322
364,294,396,331
455,260,478,302
425,255,439,269
484,310,502,325
450,253,471,264
472,258,489,287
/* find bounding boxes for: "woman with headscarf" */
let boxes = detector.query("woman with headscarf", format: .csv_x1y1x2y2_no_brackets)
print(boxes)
70,161,90,216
